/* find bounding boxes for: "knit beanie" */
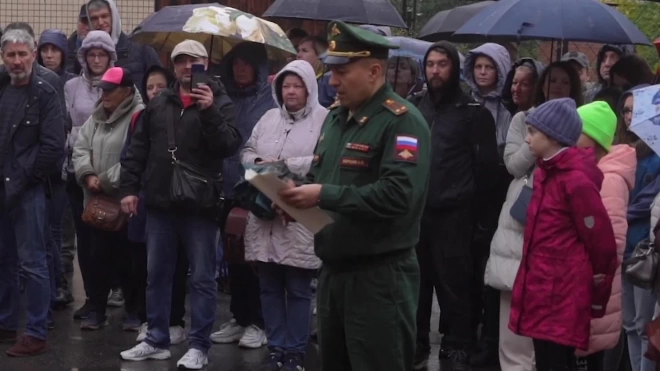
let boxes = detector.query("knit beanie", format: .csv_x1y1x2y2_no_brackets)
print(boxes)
577,101,617,152
526,98,582,147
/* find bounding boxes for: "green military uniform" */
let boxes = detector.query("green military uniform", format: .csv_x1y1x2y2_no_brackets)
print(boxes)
310,21,431,371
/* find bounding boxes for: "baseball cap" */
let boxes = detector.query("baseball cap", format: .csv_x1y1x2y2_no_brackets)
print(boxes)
171,40,208,61
98,67,134,91
561,51,590,69
79,4,88,20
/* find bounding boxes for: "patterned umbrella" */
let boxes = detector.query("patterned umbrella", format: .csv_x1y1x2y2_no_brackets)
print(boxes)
130,3,296,61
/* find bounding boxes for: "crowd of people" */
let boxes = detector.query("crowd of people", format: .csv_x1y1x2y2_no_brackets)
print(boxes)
1,1,660,371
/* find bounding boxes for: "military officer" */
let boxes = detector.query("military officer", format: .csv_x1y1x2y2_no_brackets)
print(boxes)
279,21,431,371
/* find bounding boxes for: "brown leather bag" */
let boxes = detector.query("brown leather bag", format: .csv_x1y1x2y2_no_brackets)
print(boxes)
82,193,128,232
224,207,249,264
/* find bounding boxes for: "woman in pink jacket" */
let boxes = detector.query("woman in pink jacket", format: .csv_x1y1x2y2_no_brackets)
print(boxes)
509,98,619,371
575,101,637,369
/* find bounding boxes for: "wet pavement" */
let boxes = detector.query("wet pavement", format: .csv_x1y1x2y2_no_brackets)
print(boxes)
0,261,479,371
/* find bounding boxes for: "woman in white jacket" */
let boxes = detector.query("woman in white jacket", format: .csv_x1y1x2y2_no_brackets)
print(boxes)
239,60,327,371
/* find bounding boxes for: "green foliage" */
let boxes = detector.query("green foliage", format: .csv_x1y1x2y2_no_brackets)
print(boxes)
612,0,660,69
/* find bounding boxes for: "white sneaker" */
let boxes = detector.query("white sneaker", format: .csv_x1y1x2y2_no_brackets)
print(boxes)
238,325,267,349
177,348,208,370
136,323,148,342
170,325,187,345
120,342,171,361
210,318,245,344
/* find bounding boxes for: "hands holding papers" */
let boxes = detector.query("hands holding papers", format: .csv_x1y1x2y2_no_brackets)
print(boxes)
244,170,333,233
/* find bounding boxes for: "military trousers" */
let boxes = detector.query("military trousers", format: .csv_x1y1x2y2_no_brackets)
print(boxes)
317,249,419,371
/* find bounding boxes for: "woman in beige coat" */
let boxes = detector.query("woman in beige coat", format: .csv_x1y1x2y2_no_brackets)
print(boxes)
239,60,326,370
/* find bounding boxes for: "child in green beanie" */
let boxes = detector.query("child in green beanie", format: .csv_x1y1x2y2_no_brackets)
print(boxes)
575,101,637,367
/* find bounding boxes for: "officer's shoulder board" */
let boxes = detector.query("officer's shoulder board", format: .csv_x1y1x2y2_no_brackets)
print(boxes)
383,98,408,116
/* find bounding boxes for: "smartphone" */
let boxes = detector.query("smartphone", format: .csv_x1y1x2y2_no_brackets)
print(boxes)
190,64,207,91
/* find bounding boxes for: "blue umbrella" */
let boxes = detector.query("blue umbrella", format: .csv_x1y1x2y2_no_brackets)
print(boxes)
386,36,432,60
453,0,651,45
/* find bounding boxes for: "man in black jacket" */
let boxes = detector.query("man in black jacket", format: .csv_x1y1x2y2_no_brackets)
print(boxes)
119,39,240,370
410,41,499,371
0,28,65,357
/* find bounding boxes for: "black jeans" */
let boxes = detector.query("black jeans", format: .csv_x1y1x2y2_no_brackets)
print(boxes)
416,208,474,351
89,228,136,317
132,241,188,327
228,263,264,328
66,173,92,297
534,339,577,371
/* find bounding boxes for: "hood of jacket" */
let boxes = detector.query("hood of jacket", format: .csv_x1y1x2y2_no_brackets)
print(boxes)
87,0,122,45
599,144,637,191
91,89,144,124
540,147,604,189
464,43,511,99
422,41,463,103
141,65,175,104
271,60,320,119
37,29,69,73
596,44,634,84
219,42,271,98
77,30,117,78
501,58,545,114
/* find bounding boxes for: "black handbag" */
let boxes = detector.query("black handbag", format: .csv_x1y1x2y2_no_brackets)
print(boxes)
623,239,659,290
509,171,533,225
166,105,224,210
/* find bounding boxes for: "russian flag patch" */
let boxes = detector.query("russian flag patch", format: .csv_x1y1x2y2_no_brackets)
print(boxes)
394,135,418,163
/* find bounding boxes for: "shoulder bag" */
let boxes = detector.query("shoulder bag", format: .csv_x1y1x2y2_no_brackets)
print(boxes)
623,239,659,289
167,105,224,210
509,167,534,225
82,124,128,231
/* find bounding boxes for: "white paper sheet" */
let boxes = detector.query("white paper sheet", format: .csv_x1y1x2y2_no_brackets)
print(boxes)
244,169,334,234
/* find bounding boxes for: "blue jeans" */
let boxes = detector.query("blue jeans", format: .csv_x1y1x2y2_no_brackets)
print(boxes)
0,185,50,340
145,209,219,352
259,262,315,355
622,276,657,371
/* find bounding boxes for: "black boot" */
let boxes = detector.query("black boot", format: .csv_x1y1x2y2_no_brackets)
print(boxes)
469,343,498,367
413,343,430,370
449,348,470,371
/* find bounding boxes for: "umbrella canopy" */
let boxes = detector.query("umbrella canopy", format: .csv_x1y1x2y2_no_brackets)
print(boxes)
631,85,660,157
453,0,651,45
262,0,407,28
387,36,432,60
130,3,296,62
418,1,496,43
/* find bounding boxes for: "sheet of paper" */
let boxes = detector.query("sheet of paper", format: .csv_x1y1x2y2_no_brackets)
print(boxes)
244,169,334,234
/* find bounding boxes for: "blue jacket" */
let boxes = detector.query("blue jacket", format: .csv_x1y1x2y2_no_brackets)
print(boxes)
625,153,660,258
318,72,336,108
217,43,277,198
0,72,65,206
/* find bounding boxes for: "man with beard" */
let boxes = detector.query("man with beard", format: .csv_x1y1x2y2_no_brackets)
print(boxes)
409,41,499,371
279,21,430,371
0,27,64,356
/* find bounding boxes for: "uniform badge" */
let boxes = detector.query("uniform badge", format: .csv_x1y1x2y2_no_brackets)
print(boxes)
358,116,369,126
319,133,325,142
329,40,336,51
331,24,341,36
313,153,322,165
394,135,419,163
340,157,369,169
345,143,370,152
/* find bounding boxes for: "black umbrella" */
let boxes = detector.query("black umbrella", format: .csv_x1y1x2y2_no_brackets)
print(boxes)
418,1,496,42
262,0,407,28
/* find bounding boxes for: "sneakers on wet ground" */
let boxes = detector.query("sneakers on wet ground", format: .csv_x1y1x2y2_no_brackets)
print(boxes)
107,288,124,307
136,323,148,342
413,346,430,370
238,325,267,349
282,353,305,371
261,350,284,371
73,300,92,320
123,314,142,332
210,318,245,344
177,348,208,370
6,335,46,357
120,342,171,361
170,325,187,345
80,312,108,331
